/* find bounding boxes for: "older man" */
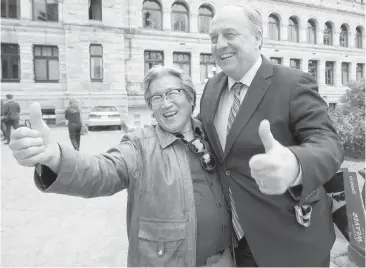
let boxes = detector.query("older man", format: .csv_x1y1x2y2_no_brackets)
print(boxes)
199,4,344,267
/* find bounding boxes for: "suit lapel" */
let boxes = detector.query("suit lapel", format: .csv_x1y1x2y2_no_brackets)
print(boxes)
202,73,228,163
224,57,273,158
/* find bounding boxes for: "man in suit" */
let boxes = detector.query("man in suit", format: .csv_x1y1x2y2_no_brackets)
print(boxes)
199,4,344,267
3,94,20,144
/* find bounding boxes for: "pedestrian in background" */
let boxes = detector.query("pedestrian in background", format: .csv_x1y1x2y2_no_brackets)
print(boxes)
3,94,20,145
65,99,82,151
1,98,7,141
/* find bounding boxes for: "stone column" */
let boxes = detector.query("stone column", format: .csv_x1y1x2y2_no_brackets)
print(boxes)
191,51,201,84
190,12,197,33
163,8,171,31
20,0,32,20
318,59,326,87
334,60,342,87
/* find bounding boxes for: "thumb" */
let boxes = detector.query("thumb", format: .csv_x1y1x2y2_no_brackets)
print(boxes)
258,119,276,152
29,102,50,142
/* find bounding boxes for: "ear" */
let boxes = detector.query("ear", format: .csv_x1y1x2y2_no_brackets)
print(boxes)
255,30,263,49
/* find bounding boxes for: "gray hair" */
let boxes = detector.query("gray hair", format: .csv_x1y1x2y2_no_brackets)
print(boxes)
143,65,196,111
217,3,263,49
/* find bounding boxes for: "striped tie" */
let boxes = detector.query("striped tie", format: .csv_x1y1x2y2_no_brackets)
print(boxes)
227,82,245,241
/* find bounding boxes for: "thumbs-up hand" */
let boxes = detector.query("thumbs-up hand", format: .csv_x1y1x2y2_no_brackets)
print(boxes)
9,102,61,171
249,120,300,195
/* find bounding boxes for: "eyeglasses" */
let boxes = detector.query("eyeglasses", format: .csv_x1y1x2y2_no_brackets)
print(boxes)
148,88,183,107
175,133,216,172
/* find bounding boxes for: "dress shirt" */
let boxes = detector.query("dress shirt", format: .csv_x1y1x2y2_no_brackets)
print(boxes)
214,56,262,150
213,56,302,187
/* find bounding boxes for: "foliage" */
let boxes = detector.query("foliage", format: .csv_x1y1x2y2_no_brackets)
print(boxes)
329,79,365,159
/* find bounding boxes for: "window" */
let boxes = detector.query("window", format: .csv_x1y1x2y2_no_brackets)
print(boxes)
290,59,300,70
308,60,318,80
198,5,213,34
356,63,364,81
325,61,334,85
341,62,349,85
171,2,189,32
1,43,20,81
173,52,191,75
323,22,333,45
288,17,299,43
1,0,19,18
355,26,363,49
200,53,215,83
144,50,164,74
142,0,162,30
328,103,336,111
270,57,281,65
89,0,102,20
307,20,316,44
33,0,58,21
134,114,141,127
340,24,348,47
268,14,280,41
90,44,103,80
34,45,59,82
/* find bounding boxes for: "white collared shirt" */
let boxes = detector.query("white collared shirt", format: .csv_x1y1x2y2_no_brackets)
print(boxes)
214,56,262,150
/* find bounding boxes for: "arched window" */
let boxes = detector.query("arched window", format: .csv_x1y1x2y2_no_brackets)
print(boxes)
356,26,363,49
198,5,213,34
340,24,348,47
323,22,333,45
171,2,189,32
268,14,280,41
307,20,316,44
142,0,162,30
288,17,299,42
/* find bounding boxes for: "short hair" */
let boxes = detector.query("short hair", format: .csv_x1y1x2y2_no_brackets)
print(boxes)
5,94,13,100
143,65,196,111
216,3,264,49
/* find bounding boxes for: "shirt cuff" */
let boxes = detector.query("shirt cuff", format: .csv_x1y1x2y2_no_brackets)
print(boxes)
291,163,303,187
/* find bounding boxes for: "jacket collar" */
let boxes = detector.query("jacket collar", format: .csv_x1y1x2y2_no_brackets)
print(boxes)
155,117,204,149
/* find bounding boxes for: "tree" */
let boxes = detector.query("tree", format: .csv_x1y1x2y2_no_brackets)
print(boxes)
329,79,365,159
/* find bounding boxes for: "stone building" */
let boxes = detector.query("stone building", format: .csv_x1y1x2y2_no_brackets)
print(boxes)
1,0,365,126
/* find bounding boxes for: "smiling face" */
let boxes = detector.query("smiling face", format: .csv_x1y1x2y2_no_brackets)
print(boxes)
149,74,193,134
210,6,262,81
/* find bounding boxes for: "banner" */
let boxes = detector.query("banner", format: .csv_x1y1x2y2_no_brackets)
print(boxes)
324,168,365,267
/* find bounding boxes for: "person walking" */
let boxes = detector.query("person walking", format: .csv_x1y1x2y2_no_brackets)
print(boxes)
3,94,20,145
65,99,82,151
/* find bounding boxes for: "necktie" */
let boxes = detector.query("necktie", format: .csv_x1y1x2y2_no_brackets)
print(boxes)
227,82,245,240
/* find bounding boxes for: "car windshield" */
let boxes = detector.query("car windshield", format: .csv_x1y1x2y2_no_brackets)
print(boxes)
92,106,117,112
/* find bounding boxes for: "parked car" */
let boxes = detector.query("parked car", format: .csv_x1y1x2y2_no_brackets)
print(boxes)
87,106,122,130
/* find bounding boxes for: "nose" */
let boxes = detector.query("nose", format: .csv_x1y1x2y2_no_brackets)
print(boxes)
161,95,173,108
216,35,228,50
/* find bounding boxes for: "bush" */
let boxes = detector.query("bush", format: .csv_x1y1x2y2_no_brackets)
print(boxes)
329,79,365,159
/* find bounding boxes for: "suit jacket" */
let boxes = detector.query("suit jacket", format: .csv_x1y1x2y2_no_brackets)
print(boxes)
199,56,344,266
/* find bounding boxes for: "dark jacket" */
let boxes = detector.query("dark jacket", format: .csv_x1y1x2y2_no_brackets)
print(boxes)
3,100,20,123
199,56,344,266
